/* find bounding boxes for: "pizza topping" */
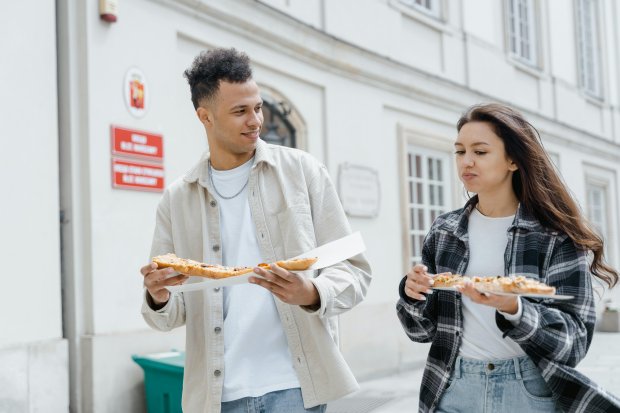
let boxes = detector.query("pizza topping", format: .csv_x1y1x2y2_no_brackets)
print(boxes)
432,273,556,296
151,253,318,279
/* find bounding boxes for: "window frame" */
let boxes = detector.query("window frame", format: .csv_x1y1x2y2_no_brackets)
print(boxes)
583,164,619,268
397,0,442,19
505,0,539,67
586,183,608,238
399,127,455,270
575,0,603,99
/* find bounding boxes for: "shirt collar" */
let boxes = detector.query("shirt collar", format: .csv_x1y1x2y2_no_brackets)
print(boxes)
183,138,276,186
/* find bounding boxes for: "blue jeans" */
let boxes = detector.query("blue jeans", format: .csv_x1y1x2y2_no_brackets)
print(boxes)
221,388,326,413
436,356,562,412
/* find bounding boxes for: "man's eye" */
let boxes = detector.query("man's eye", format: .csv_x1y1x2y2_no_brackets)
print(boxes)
454,151,464,155
475,151,486,155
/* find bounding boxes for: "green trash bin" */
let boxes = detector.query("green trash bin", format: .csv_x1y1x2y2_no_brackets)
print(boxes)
132,351,185,413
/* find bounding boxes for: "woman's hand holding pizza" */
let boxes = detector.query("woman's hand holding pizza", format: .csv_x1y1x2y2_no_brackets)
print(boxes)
457,281,518,314
250,264,320,307
140,262,189,306
404,264,445,301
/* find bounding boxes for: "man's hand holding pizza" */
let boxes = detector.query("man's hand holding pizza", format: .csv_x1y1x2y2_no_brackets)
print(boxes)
143,254,319,308
141,262,189,308
250,264,320,309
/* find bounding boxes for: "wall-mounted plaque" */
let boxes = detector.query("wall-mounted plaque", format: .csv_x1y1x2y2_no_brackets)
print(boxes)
338,163,380,218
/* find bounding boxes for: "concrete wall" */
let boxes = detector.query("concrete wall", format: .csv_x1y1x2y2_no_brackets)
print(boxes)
0,2,68,412
0,0,62,351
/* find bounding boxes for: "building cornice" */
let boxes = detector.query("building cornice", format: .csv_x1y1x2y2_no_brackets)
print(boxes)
154,0,620,156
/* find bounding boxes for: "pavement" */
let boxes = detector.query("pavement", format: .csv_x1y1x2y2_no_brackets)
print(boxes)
327,332,620,413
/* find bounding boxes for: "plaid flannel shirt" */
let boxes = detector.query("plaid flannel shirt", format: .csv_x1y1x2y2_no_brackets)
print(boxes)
396,196,620,413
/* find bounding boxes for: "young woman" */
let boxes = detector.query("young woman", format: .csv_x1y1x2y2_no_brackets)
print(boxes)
396,103,619,413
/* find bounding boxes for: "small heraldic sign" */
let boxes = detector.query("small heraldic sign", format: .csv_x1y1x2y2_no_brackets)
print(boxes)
124,67,149,118
338,163,380,218
112,158,164,192
111,126,163,161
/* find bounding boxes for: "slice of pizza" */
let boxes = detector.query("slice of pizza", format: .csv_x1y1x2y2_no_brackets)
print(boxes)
152,253,254,279
474,275,513,293
432,274,470,288
473,275,556,295
431,274,556,296
511,276,556,295
257,257,318,271
152,254,319,279
276,257,318,271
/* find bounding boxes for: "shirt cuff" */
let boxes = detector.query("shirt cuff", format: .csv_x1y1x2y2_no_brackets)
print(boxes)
301,276,330,316
498,296,522,325
144,289,173,313
399,276,416,304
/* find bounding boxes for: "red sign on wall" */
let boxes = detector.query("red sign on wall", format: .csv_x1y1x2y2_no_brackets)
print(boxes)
112,158,164,192
111,126,163,161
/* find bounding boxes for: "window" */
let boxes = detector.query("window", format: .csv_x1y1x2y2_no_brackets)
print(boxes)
584,165,619,267
399,0,441,18
548,152,560,168
576,0,602,98
547,152,561,174
587,183,608,240
261,100,296,148
406,146,452,265
506,0,538,65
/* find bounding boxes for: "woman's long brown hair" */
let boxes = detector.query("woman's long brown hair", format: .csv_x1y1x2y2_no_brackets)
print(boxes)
457,103,618,288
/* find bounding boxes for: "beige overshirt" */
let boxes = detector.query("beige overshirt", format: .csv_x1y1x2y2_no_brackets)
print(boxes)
142,139,372,413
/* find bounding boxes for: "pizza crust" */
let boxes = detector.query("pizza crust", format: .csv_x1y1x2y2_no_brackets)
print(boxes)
152,253,254,279
258,257,318,271
275,257,318,271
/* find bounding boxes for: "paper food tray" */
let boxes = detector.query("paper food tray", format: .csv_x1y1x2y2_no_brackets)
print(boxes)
431,286,573,300
166,231,366,293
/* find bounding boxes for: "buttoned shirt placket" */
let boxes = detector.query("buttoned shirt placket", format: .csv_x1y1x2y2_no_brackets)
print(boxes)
199,177,225,413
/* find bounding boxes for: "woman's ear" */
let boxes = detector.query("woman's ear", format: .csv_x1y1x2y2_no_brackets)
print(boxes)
508,160,519,172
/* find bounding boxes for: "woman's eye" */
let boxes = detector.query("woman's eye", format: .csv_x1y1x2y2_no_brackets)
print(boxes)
475,151,486,155
454,151,464,155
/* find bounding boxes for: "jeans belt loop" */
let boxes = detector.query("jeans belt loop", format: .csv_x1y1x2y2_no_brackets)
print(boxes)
513,357,522,380
454,356,462,379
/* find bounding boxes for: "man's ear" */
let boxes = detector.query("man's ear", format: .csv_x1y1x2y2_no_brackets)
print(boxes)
196,107,212,126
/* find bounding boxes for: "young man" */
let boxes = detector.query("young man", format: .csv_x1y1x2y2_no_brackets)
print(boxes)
140,48,372,413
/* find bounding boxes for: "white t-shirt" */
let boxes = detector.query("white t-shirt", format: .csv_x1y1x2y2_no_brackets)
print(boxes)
459,207,526,360
210,158,300,402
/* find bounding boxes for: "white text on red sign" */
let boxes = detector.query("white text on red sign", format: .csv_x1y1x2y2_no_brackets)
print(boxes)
111,126,164,161
111,158,164,192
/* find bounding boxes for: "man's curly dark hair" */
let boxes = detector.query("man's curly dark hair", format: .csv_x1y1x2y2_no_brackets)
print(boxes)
183,48,253,109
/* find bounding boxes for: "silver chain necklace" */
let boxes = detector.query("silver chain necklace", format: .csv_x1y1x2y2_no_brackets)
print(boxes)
208,160,250,200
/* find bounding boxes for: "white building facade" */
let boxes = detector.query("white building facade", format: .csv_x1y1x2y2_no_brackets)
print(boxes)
2,0,620,411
